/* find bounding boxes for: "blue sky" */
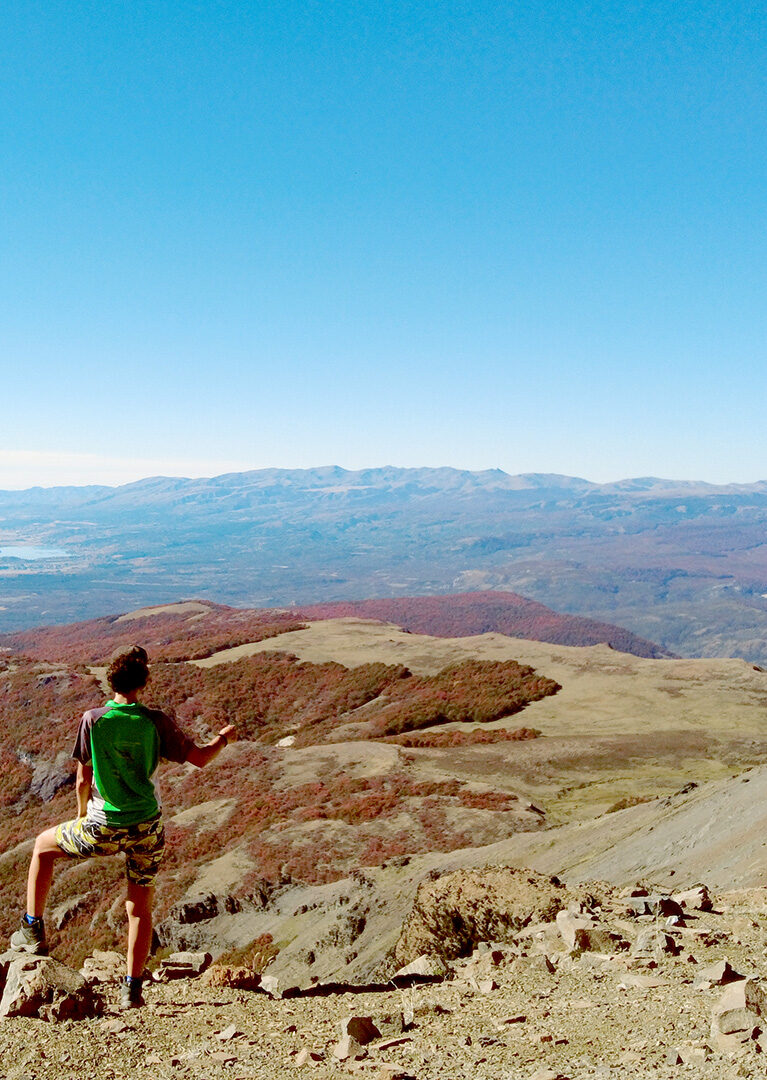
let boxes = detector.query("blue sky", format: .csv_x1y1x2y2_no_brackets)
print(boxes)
2,1,766,487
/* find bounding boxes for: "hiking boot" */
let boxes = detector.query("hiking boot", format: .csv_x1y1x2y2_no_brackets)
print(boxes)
10,917,47,955
118,979,145,1010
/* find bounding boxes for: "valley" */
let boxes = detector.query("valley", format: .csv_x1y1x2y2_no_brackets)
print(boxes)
2,467,767,662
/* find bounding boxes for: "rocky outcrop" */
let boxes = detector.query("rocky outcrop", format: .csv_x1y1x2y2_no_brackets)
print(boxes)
17,750,74,802
0,956,101,1020
169,892,242,925
394,867,572,964
155,951,212,980
155,890,259,953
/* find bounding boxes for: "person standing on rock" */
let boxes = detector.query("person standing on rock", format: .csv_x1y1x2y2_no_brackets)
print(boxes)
9,644,235,1009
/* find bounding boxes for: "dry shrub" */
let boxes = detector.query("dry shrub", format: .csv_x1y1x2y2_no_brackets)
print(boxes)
388,726,541,748
215,933,278,973
606,794,656,814
2,607,304,664
457,790,519,811
144,656,557,744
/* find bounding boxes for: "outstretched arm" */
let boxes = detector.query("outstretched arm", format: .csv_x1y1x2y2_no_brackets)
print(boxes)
186,725,236,769
76,760,93,817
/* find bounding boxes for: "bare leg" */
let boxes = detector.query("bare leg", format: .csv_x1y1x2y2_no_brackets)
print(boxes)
27,827,68,917
125,881,154,978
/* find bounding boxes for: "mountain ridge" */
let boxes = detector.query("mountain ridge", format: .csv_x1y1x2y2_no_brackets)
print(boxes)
0,591,671,663
2,466,767,662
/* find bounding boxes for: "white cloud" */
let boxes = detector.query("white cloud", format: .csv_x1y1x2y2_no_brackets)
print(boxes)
0,451,257,490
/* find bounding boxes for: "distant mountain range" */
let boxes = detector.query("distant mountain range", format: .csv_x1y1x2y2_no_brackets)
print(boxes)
1,465,766,661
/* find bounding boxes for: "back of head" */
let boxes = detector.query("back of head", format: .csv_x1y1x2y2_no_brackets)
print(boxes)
107,645,150,696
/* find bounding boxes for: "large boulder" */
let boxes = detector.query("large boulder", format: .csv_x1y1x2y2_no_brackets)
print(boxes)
395,867,571,964
0,956,102,1020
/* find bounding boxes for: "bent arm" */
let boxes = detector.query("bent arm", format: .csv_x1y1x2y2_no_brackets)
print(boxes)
186,724,236,769
76,760,93,817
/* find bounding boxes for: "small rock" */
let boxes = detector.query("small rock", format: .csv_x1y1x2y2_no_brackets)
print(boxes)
372,1012,405,1038
556,910,623,953
295,1048,323,1065
619,973,670,989
332,1034,365,1061
215,1023,242,1041
632,930,679,957
373,1067,411,1080
679,1044,710,1064
626,894,684,919
393,954,448,979
374,1037,413,1052
260,973,282,998
100,1018,129,1034
556,910,592,949
712,1029,754,1054
495,1014,526,1027
672,885,712,911
478,978,498,993
340,1016,381,1045
696,959,744,986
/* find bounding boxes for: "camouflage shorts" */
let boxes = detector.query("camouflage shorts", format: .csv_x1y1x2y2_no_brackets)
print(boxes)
55,815,165,887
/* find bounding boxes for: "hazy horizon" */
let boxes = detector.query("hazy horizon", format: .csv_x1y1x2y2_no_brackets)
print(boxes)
1,459,767,493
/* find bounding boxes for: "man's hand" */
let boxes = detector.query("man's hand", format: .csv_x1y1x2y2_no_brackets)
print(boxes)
187,726,237,768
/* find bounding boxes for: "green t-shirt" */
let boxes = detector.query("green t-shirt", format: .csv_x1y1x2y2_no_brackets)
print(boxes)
73,700,192,826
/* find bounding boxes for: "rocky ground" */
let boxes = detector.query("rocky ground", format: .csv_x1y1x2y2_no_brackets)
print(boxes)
4,875,767,1080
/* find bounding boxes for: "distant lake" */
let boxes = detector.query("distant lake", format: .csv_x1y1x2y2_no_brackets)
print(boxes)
0,545,71,560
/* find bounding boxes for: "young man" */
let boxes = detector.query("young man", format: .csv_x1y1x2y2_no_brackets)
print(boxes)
10,644,235,1009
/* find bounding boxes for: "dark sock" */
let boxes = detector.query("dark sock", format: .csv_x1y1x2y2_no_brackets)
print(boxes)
125,975,143,990
23,913,43,927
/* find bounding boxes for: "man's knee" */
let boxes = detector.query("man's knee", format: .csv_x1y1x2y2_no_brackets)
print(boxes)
125,882,154,919
33,827,64,859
